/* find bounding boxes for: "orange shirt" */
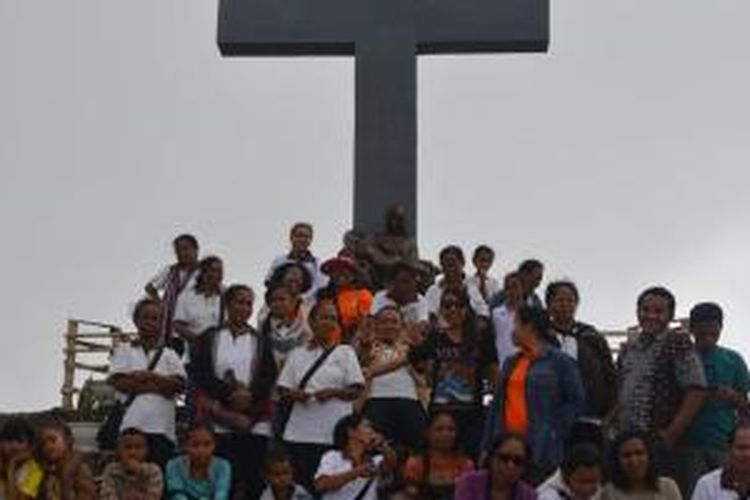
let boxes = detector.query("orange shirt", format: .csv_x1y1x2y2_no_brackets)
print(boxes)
336,288,374,332
504,356,531,435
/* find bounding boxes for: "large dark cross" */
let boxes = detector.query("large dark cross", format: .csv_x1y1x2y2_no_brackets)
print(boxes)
218,0,548,236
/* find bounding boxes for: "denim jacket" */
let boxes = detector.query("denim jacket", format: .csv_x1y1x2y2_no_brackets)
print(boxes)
481,346,585,470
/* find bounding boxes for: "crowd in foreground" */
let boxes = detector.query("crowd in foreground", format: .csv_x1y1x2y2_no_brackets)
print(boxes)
2,209,749,500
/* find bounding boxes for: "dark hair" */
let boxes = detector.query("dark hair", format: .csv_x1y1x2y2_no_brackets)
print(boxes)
504,271,522,286
224,284,255,310
268,262,314,295
439,245,465,265
425,411,459,450
308,296,339,324
690,302,724,327
36,418,74,461
637,286,676,320
333,413,364,450
173,233,199,249
487,433,531,468
290,222,313,235
132,297,160,325
194,256,223,291
545,280,580,308
608,430,659,492
389,260,419,281
118,427,146,442
729,421,750,446
0,417,35,443
516,306,550,338
439,288,482,359
473,245,495,260
264,282,294,308
561,443,601,479
518,259,543,274
264,447,292,472
186,421,216,440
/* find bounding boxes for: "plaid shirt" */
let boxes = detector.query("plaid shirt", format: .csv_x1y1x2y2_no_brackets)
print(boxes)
617,329,707,434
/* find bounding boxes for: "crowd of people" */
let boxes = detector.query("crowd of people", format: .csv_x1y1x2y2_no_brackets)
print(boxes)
2,209,749,500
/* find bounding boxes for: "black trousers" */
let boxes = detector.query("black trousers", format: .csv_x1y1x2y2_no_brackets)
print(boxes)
283,441,331,497
364,398,427,451
216,433,268,500
145,433,176,471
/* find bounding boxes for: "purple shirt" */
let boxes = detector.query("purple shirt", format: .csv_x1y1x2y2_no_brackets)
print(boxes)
454,470,537,500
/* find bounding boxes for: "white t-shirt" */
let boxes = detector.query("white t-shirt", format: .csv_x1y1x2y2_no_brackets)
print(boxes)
173,287,222,338
277,344,365,445
212,327,270,436
425,281,490,319
491,304,517,369
465,274,501,303
367,343,417,400
315,450,378,500
692,469,739,500
370,291,429,324
109,344,186,442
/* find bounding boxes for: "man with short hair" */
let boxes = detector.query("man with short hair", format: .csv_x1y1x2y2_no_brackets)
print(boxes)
537,443,603,500
616,286,707,496
682,302,750,495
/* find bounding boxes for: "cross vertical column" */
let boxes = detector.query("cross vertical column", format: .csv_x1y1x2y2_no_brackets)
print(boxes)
354,39,417,236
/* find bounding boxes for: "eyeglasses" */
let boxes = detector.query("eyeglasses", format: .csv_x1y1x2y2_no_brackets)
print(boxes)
494,453,527,466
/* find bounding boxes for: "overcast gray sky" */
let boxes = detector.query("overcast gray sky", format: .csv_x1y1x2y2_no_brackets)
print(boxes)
1,0,748,411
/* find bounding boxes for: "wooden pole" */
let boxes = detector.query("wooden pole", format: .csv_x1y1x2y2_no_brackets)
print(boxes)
62,320,78,411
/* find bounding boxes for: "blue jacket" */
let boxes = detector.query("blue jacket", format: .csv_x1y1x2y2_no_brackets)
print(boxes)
481,346,585,470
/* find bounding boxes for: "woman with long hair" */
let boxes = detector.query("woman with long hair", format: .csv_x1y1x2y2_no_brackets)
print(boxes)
412,288,498,458
401,411,474,499
601,431,681,500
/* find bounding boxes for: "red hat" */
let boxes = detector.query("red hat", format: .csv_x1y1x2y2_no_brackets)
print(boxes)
321,256,359,276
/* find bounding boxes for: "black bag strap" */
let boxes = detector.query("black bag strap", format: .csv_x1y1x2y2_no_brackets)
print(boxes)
122,344,167,408
298,345,338,390
353,477,375,500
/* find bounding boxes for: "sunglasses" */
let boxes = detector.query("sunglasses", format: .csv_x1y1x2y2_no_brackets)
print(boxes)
495,453,527,466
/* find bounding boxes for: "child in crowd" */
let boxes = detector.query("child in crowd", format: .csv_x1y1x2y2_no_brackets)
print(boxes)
165,422,231,500
466,245,500,304
259,449,313,500
0,418,43,500
100,428,163,500
36,419,96,500
401,411,474,499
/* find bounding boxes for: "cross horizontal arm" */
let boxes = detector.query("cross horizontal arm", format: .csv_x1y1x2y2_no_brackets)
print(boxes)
218,0,548,56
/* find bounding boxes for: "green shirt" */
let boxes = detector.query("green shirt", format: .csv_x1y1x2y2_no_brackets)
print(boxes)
687,345,750,450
